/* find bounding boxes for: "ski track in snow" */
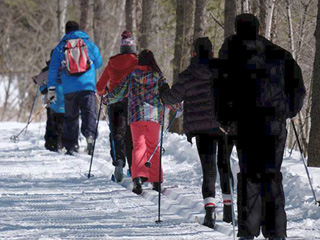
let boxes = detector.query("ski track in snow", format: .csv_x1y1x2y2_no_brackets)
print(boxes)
0,121,319,239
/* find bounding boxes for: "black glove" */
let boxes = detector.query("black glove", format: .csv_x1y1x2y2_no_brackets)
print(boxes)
159,83,169,93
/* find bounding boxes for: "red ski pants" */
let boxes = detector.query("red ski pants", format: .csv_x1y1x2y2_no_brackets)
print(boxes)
130,121,163,183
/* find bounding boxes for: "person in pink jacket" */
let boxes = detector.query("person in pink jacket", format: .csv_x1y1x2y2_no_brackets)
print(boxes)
105,50,181,194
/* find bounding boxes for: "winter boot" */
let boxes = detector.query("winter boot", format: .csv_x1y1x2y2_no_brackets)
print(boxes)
132,177,143,195
86,136,94,155
223,204,232,223
203,207,216,229
152,182,161,192
114,159,124,182
74,144,79,153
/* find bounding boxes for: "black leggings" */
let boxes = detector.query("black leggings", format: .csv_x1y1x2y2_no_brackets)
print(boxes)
196,134,234,200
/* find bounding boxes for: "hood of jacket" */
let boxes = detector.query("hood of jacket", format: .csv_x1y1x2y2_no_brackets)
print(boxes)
60,30,89,43
108,53,138,72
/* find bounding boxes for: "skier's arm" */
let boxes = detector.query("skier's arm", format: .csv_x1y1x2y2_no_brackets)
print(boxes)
160,69,191,105
107,75,130,105
96,62,111,96
48,48,62,88
91,43,103,70
284,55,306,118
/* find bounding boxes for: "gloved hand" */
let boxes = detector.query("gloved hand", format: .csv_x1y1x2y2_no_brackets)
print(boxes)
159,82,169,93
48,87,56,103
102,95,109,105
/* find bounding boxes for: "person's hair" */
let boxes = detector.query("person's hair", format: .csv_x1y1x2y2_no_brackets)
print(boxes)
65,21,79,34
193,37,213,60
235,14,260,39
138,49,162,73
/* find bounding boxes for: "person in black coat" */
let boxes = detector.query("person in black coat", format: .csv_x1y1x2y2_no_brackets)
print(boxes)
217,14,306,240
159,37,234,228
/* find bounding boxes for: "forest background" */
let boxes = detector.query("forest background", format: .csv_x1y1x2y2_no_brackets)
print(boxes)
1,0,320,166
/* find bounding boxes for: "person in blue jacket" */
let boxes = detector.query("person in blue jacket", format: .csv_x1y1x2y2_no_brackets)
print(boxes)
48,21,103,155
40,80,65,152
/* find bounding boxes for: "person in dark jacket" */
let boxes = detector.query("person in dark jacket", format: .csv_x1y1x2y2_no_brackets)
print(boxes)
48,21,103,156
159,37,234,228
218,14,306,240
96,30,137,182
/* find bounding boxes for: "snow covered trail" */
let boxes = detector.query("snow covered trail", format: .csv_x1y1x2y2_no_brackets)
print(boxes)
0,121,320,239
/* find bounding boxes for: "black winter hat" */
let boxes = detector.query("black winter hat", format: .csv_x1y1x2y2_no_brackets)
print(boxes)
65,21,79,34
193,37,213,59
235,14,260,39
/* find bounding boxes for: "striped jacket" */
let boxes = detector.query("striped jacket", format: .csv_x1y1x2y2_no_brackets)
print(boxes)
107,67,180,124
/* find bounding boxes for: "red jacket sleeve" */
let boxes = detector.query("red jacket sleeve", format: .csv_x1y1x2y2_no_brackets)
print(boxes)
96,63,111,96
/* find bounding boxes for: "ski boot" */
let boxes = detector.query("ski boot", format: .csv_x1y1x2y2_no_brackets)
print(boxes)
152,182,161,192
132,177,142,195
114,159,124,182
86,136,94,155
223,204,232,223
203,207,216,229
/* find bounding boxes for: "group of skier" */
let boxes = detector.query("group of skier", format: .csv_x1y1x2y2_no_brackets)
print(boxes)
32,13,306,240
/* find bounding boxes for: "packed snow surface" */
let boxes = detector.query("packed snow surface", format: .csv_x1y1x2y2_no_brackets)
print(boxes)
0,121,319,239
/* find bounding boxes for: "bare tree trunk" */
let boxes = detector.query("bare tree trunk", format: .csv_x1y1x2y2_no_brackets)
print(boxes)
308,0,320,167
139,0,154,50
251,0,259,16
193,0,207,41
259,0,268,36
1,74,12,121
297,0,312,62
170,0,195,134
265,0,276,40
125,0,135,33
80,0,90,32
93,0,104,50
224,0,237,38
241,0,250,13
57,0,68,39
286,0,296,59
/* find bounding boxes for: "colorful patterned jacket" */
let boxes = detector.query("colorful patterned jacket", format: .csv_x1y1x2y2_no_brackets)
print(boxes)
107,66,181,125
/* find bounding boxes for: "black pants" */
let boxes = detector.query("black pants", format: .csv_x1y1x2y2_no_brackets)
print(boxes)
44,108,64,151
109,100,132,169
196,134,234,200
63,91,97,151
236,120,287,238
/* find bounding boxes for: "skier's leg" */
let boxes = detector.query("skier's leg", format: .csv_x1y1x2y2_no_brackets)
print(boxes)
145,121,161,183
130,122,148,181
237,171,262,238
62,92,80,153
109,102,127,166
79,91,97,138
261,126,287,238
196,134,217,228
217,136,234,223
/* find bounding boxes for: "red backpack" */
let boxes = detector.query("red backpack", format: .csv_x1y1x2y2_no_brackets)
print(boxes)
64,38,91,75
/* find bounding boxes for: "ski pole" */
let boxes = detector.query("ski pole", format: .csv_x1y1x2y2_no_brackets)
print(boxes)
145,110,177,168
10,96,54,143
291,119,320,206
87,96,103,179
156,106,165,224
25,88,39,135
221,128,236,240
